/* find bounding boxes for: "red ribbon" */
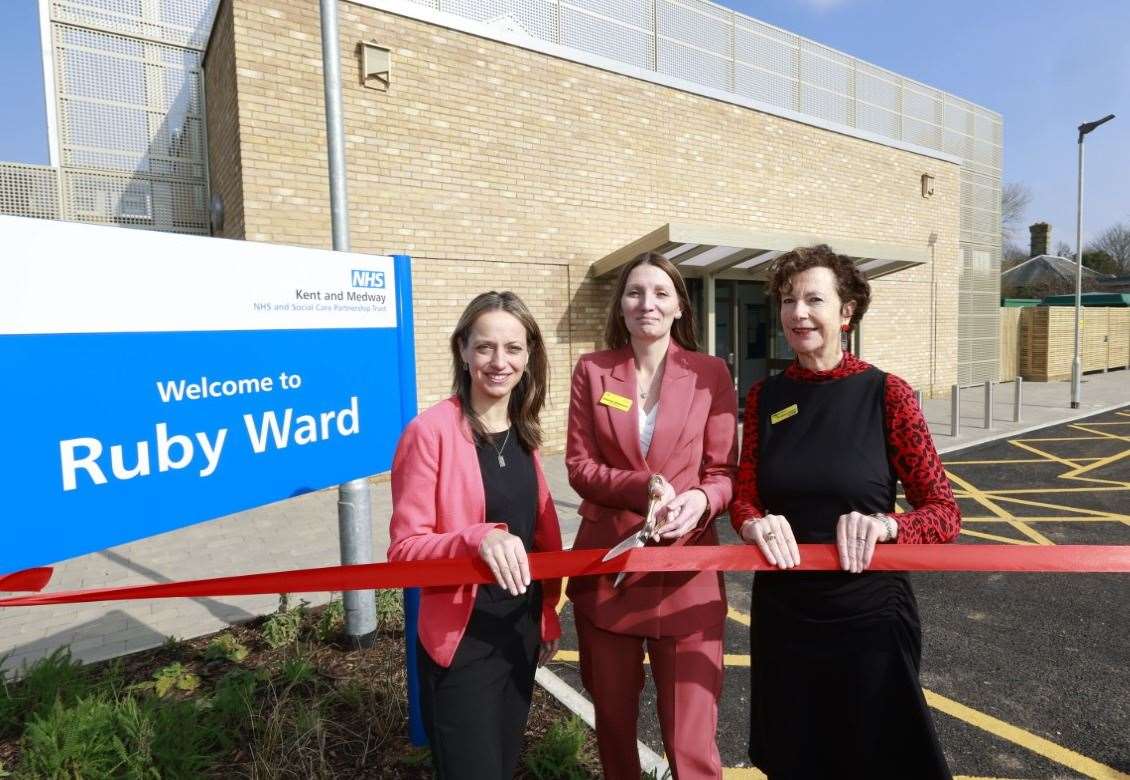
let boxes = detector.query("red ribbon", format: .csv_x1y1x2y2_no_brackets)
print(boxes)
1,545,1128,608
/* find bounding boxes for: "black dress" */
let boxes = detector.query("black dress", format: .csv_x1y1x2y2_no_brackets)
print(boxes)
748,367,951,779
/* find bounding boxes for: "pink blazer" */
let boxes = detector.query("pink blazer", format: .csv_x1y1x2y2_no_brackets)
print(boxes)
566,342,738,637
387,396,563,668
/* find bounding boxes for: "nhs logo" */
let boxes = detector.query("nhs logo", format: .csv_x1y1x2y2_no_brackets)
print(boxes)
351,269,386,289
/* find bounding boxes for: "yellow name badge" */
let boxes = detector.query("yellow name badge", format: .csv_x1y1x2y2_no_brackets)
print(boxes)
770,403,799,425
599,391,633,412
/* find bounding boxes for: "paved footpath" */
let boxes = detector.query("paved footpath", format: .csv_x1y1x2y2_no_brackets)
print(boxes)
3,370,1128,765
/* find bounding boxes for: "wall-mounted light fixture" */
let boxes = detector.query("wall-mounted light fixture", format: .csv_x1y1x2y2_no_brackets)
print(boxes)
360,41,391,90
921,173,935,199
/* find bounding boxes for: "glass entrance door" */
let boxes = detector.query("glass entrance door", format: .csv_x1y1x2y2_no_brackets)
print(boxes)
685,278,769,410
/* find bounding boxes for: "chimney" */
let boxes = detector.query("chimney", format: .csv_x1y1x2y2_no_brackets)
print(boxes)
1029,222,1051,258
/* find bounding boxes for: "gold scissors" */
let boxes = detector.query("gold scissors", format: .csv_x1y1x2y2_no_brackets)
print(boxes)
601,474,666,587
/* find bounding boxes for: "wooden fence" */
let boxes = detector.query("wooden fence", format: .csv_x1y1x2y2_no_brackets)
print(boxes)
1009,307,1130,382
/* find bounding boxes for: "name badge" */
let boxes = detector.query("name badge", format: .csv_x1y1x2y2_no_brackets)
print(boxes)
599,391,633,412
770,403,798,424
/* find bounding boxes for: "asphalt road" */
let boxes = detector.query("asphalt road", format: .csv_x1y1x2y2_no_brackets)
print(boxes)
546,405,1130,778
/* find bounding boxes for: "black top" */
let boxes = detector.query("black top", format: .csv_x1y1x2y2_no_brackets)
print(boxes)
474,429,539,609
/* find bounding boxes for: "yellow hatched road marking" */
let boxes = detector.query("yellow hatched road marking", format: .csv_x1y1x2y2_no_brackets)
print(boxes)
924,690,1130,780
960,528,1034,545
1007,440,1082,469
720,607,1129,780
1020,435,1112,442
964,516,1126,523
943,457,1103,464
1060,447,1130,480
958,486,1128,495
945,470,1054,545
1071,423,1130,440
552,649,748,667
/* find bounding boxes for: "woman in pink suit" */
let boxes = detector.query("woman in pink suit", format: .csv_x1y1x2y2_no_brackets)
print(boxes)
388,291,563,780
566,252,738,779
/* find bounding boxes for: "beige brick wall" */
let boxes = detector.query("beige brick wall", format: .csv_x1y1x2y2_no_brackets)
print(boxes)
207,0,961,450
202,0,246,240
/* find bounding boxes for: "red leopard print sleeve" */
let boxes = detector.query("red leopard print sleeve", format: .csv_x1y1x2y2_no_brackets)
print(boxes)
730,381,765,534
883,375,961,544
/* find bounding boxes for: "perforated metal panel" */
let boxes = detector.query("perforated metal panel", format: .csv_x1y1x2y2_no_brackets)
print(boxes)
19,0,214,234
0,164,61,221
415,0,1005,385
51,0,217,49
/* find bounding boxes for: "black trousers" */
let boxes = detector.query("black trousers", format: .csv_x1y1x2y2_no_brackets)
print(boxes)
417,594,540,780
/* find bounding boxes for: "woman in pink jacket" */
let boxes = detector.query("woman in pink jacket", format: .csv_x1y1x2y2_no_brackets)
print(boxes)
388,291,562,779
567,252,738,779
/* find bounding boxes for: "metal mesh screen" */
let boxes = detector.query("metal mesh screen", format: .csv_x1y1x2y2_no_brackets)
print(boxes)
51,0,217,49
20,0,213,234
0,164,61,221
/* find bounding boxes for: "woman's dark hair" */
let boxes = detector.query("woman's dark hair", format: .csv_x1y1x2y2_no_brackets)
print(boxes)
767,244,871,330
603,251,699,351
450,291,547,451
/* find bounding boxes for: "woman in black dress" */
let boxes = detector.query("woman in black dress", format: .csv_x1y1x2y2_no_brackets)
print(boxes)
731,245,960,779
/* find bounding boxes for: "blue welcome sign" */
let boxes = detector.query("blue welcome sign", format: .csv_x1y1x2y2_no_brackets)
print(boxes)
0,215,416,573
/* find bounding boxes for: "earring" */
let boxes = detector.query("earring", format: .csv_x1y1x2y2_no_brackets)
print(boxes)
462,362,469,371
841,324,851,333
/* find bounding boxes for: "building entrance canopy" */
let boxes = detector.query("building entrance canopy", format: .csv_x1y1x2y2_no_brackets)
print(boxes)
593,223,928,281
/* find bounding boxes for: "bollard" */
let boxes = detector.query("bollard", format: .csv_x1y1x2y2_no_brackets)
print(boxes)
950,384,960,437
1013,377,1023,423
914,389,924,408
983,379,993,429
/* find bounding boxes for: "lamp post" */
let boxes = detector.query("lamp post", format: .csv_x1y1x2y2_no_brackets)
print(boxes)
1071,113,1115,409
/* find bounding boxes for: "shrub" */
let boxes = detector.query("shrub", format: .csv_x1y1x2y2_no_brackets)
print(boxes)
0,648,92,738
316,598,345,642
19,697,119,778
523,716,594,780
375,588,405,633
150,663,200,699
262,599,306,649
203,634,249,664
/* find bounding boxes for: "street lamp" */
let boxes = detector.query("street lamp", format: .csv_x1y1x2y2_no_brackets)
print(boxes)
1071,113,1115,409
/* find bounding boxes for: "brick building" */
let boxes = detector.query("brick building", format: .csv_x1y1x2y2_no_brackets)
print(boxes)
8,0,1001,454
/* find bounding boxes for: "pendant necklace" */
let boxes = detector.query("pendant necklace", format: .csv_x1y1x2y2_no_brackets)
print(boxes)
489,427,511,468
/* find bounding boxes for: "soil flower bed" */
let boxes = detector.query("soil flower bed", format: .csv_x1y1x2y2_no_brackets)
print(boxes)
0,594,603,778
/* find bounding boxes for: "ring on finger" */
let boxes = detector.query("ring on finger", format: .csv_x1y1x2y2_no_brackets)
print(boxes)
764,530,777,542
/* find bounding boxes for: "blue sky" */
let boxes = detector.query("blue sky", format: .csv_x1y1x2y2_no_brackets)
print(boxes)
2,0,1127,246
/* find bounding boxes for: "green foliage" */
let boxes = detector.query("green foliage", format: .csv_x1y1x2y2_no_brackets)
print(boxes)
0,648,92,738
204,633,250,663
316,598,345,642
262,599,306,649
278,654,316,687
18,696,119,779
150,663,200,698
523,716,594,780
375,588,405,633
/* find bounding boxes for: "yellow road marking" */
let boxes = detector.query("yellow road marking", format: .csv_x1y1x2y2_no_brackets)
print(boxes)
723,769,767,779
552,649,748,667
963,516,1125,523
945,470,1054,545
960,528,1034,545
924,689,1130,780
1060,447,1130,480
1071,423,1130,440
1020,435,1113,442
728,607,751,626
958,486,1128,495
943,457,1103,465
1008,440,1082,470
